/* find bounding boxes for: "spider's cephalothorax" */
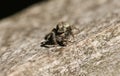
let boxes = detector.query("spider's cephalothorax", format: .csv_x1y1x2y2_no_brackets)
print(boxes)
41,22,74,47
56,22,70,34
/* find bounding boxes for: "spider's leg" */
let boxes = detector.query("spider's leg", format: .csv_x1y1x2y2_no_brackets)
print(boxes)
45,33,51,40
51,32,58,45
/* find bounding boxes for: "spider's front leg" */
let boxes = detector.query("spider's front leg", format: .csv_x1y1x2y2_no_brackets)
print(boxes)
51,32,58,45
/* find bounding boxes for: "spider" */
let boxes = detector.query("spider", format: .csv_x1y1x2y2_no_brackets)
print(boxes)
41,22,78,47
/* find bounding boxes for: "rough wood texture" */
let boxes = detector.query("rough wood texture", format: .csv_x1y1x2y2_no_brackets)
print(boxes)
0,0,120,76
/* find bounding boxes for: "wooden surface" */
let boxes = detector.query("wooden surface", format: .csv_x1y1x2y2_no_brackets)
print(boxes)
0,0,120,76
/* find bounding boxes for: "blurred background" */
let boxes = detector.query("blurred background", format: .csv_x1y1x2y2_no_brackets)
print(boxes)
0,0,48,19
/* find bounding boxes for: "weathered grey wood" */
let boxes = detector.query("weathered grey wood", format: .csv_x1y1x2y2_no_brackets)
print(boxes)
0,0,120,76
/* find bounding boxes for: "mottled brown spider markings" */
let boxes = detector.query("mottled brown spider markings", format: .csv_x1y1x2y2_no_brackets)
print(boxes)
41,22,77,47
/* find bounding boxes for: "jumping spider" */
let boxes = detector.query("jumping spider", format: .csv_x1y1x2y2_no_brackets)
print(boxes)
41,22,78,47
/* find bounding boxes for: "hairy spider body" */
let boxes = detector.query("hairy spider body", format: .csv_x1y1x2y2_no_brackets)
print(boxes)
41,22,75,47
